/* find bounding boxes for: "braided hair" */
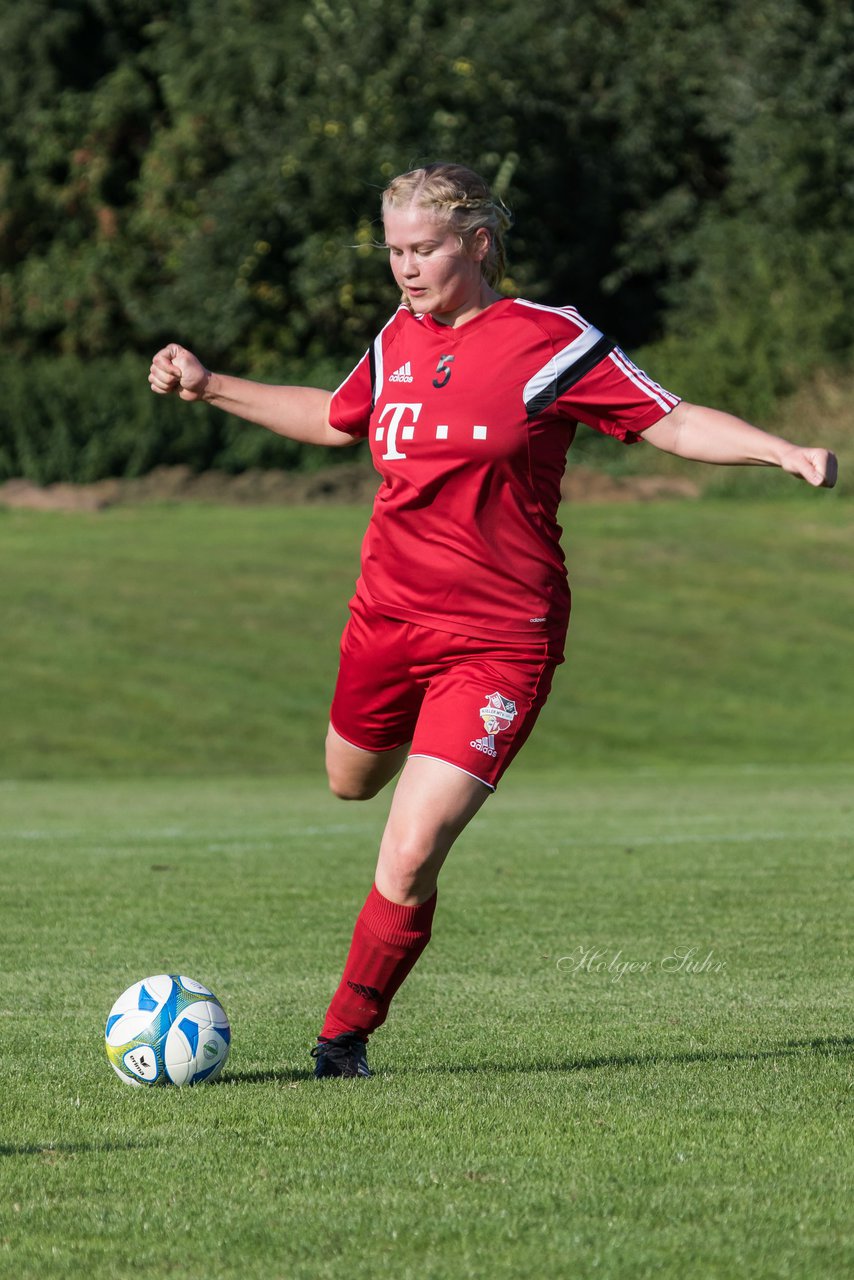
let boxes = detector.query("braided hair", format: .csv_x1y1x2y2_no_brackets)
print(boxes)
382,163,513,290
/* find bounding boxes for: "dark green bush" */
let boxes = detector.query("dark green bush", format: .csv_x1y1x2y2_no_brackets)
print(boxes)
0,353,357,483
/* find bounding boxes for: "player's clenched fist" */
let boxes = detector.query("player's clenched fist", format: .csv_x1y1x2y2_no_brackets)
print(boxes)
148,344,210,401
780,445,839,489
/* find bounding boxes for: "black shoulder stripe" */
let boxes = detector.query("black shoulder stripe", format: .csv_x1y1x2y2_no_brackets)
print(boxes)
368,342,377,411
526,334,617,419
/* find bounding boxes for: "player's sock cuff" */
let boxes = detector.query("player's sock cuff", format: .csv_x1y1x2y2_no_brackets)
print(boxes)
361,883,437,948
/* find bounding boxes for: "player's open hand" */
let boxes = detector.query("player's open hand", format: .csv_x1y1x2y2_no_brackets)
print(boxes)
148,344,210,401
781,445,839,488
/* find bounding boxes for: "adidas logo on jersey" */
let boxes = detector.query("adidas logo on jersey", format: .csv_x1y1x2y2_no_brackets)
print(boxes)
388,361,413,383
470,734,498,758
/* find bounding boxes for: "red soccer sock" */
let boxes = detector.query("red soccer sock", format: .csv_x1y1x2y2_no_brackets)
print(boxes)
320,884,438,1042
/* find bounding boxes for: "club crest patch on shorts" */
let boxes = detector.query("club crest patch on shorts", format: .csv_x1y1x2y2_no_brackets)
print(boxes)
471,691,518,757
479,691,518,735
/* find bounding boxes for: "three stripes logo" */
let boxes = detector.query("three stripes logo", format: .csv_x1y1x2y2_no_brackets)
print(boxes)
388,361,413,383
347,981,383,1002
470,734,498,758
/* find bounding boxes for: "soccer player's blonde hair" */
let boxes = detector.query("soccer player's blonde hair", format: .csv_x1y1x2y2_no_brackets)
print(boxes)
382,163,513,290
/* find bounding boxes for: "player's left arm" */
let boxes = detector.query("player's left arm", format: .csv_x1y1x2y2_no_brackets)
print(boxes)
641,402,838,488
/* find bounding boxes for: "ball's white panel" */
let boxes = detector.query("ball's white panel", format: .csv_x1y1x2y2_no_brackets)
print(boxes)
205,1001,230,1030
185,1000,229,1030
163,1022,195,1086
178,975,214,996
109,1060,142,1087
145,975,174,1002
122,1045,160,1083
196,1029,230,1083
107,975,171,1024
184,1001,217,1031
106,1011,155,1046
107,980,145,1019
206,1032,226,1059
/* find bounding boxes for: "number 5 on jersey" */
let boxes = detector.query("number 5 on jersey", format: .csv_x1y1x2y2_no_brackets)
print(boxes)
433,355,455,389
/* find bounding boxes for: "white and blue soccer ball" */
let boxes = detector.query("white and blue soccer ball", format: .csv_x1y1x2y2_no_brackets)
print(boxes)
105,974,231,1086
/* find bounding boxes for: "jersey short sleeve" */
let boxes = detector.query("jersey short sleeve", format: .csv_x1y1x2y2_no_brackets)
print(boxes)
329,350,373,439
514,301,680,442
329,307,410,439
560,346,681,442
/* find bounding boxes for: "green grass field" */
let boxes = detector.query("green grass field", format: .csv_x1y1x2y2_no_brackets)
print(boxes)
1,498,852,1278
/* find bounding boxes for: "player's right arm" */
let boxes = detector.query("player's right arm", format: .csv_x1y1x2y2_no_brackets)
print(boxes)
148,343,354,448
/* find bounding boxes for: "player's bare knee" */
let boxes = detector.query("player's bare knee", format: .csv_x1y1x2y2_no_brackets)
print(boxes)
378,836,435,892
327,769,380,802
380,860,436,904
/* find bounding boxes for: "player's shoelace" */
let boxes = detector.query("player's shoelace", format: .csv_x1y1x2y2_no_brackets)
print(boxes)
311,1032,372,1078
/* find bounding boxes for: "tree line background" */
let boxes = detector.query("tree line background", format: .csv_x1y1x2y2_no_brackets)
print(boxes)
1,0,852,483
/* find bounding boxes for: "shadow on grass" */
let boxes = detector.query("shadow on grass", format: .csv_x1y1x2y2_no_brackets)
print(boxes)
218,1066,314,1085
566,1034,854,1073
215,1036,853,1084
409,1035,854,1075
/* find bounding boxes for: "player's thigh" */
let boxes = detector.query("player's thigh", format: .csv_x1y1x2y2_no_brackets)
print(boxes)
375,754,492,903
325,722,409,801
327,603,423,798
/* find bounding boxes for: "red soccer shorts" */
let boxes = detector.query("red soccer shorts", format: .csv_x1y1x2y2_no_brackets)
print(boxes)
329,597,563,789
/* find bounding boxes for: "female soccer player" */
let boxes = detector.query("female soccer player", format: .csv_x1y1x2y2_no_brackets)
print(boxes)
149,163,837,1078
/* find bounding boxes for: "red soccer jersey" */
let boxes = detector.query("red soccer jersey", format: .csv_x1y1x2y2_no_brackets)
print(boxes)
329,297,679,646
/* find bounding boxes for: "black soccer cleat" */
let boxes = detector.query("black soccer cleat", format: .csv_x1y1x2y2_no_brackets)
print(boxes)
311,1032,372,1079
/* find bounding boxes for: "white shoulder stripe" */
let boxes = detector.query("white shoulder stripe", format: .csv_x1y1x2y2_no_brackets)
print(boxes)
523,324,606,410
372,331,384,399
370,308,408,401
513,298,591,330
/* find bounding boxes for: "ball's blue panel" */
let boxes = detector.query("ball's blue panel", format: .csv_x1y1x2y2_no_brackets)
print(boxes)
138,985,160,1013
192,1059,222,1084
178,1016,200,1056
106,1014,123,1036
161,978,181,1026
220,1023,232,1046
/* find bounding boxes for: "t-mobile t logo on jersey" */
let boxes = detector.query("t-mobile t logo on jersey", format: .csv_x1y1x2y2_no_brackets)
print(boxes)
374,403,490,460
375,403,422,459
